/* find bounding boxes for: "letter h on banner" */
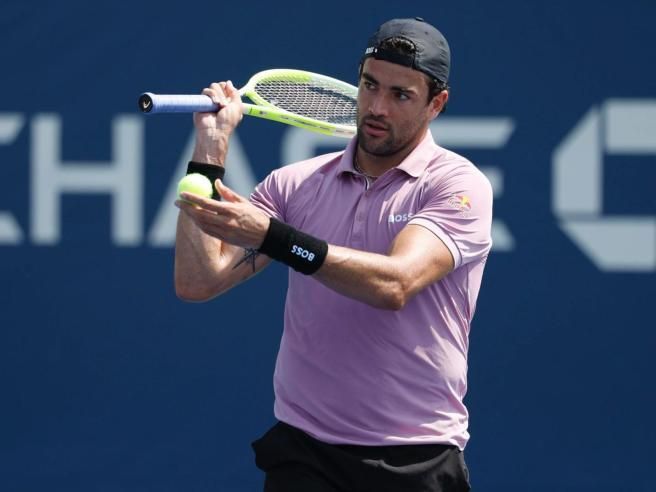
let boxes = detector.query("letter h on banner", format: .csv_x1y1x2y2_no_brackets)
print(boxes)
30,115,143,246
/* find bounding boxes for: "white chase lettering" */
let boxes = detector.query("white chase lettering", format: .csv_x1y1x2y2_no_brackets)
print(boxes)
291,244,316,262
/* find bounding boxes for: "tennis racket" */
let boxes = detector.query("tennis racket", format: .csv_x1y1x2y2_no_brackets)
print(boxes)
138,69,358,138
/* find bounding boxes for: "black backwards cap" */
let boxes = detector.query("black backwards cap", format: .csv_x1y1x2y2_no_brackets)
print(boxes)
362,17,451,84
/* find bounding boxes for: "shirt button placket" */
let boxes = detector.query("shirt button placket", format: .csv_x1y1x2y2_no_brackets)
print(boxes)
352,185,370,249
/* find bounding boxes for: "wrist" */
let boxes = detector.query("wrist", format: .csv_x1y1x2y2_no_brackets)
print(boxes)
192,129,231,164
258,218,328,275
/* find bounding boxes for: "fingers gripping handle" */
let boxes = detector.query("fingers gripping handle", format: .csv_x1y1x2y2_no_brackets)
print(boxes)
138,93,220,114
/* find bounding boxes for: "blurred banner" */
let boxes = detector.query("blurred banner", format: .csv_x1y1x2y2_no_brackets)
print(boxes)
1,1,654,490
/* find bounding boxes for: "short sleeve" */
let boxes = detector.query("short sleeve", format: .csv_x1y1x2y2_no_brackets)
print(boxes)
408,168,493,269
249,171,285,221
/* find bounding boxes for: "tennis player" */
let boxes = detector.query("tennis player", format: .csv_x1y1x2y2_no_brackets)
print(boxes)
175,17,492,492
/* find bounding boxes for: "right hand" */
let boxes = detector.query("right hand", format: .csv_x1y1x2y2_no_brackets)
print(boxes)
192,81,243,164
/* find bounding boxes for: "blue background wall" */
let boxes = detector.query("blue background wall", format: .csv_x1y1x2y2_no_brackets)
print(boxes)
1,1,655,490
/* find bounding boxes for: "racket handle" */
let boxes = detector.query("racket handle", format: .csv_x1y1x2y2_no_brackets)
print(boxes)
138,92,219,114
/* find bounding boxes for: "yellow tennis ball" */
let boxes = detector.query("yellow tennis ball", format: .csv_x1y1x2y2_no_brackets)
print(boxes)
177,173,214,200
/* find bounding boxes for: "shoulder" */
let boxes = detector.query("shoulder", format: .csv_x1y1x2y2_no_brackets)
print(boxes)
250,151,344,212
268,150,345,189
424,147,493,198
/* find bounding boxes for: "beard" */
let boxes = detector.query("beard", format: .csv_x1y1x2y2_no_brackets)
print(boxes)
356,112,424,157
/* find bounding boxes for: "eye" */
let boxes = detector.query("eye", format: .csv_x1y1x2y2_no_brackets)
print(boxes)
395,91,410,101
362,80,376,90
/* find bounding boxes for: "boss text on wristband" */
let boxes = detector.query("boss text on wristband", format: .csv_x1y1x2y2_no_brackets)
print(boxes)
258,218,328,275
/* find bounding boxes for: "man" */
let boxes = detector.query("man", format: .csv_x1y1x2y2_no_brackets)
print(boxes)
175,17,492,492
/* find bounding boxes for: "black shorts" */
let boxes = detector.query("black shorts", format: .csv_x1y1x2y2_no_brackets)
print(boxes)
252,422,471,492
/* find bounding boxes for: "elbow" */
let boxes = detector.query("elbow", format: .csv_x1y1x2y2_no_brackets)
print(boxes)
383,293,407,311
174,277,220,303
175,285,210,303
379,281,410,311
381,298,405,311
176,288,210,303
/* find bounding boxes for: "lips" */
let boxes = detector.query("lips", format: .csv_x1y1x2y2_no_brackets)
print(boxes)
362,118,390,137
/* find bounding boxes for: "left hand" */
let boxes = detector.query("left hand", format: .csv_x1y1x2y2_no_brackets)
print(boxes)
175,179,270,249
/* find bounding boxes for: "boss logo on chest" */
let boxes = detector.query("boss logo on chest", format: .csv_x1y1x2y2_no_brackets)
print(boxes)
388,212,415,223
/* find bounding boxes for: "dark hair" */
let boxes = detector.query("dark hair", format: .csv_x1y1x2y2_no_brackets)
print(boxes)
360,36,449,109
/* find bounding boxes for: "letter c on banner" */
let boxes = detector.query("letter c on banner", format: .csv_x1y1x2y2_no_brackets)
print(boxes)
553,99,656,272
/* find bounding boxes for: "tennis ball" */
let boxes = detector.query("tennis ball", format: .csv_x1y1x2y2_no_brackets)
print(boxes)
177,173,214,200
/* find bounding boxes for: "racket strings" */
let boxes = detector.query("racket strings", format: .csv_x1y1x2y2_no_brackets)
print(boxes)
253,80,357,126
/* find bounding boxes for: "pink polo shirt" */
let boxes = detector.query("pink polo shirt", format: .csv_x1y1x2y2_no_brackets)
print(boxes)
250,131,493,450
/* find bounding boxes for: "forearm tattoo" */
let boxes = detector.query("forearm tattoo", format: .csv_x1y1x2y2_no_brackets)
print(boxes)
233,248,260,273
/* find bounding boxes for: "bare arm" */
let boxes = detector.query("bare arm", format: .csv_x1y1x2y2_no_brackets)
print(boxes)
315,224,454,310
178,188,454,309
174,80,272,302
174,203,272,302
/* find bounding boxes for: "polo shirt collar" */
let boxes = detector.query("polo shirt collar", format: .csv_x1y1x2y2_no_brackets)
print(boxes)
336,130,440,179
336,139,359,176
395,131,439,178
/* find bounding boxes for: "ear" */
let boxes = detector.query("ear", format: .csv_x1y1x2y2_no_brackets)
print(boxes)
429,90,449,119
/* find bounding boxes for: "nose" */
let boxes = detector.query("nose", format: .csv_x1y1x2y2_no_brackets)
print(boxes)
368,92,389,117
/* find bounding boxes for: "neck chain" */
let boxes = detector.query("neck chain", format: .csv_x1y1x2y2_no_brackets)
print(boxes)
354,154,378,181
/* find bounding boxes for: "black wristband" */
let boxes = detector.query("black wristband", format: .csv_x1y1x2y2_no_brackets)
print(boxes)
258,218,328,275
186,161,225,200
